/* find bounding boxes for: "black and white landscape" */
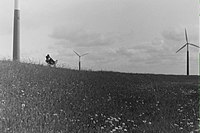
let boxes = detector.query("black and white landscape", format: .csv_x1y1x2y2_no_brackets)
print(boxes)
0,0,199,132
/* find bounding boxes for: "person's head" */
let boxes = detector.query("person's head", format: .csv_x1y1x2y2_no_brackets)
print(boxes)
46,55,49,61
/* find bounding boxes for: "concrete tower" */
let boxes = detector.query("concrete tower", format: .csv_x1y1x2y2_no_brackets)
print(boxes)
13,0,20,61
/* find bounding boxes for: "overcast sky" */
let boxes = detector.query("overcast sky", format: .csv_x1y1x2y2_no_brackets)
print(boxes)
0,0,198,75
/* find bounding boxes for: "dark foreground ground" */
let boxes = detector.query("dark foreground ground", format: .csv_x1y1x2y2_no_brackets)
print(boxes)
0,61,199,133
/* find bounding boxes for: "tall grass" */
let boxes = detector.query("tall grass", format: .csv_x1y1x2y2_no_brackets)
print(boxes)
0,60,199,133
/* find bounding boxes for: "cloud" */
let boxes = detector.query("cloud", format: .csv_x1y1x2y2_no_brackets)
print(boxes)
115,47,134,57
122,37,182,66
87,52,118,65
162,27,183,42
151,37,164,46
49,26,119,47
161,26,199,43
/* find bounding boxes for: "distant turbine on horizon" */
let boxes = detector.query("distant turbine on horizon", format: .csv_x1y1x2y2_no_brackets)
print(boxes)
13,0,20,61
176,28,199,75
73,50,88,71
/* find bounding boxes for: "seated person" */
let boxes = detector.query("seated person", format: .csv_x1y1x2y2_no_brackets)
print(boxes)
46,54,58,66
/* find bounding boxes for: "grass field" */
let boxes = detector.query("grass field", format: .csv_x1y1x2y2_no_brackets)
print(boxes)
0,60,199,133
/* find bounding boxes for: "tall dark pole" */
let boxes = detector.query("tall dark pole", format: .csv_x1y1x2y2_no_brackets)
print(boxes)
79,57,81,71
187,44,189,75
13,0,20,61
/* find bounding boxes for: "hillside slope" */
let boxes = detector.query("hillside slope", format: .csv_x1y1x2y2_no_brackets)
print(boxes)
0,61,199,133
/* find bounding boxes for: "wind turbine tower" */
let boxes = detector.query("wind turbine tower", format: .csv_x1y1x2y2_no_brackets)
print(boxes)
73,50,88,71
13,0,20,61
176,28,199,75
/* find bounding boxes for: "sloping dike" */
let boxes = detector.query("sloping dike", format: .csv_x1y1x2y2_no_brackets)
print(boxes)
0,60,199,133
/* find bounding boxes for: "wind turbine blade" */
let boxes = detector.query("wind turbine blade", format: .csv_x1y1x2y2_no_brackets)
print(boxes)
176,44,187,53
185,28,188,43
81,53,88,57
189,43,200,48
73,50,80,57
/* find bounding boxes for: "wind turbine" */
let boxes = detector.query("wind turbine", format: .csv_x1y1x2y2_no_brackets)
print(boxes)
13,0,20,61
176,28,199,75
73,50,88,71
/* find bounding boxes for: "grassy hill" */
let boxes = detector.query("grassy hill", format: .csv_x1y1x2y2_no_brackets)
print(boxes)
0,60,199,133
